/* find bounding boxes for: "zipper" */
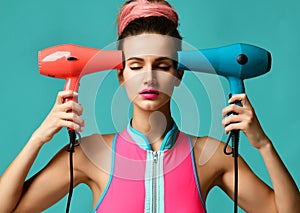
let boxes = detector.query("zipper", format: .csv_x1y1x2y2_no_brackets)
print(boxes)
152,151,158,213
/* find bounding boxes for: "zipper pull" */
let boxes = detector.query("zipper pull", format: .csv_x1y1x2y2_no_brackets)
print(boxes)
153,151,158,163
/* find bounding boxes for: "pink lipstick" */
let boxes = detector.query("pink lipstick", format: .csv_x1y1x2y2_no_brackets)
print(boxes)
139,89,159,99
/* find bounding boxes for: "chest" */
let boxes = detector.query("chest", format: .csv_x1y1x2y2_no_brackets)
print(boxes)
93,131,206,213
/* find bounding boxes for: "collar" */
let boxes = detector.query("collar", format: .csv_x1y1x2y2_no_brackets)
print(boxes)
127,120,179,151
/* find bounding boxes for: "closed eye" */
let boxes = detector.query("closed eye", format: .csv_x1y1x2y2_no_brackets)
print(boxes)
130,66,143,70
155,65,172,71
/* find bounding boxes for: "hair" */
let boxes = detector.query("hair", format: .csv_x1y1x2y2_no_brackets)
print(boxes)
117,0,182,51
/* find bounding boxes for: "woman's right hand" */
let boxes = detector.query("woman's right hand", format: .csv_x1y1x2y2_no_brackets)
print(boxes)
31,90,85,145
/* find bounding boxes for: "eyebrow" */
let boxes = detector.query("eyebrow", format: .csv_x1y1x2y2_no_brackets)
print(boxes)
126,57,144,61
126,56,174,62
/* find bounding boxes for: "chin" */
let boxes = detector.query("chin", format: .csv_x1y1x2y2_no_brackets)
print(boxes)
134,99,171,112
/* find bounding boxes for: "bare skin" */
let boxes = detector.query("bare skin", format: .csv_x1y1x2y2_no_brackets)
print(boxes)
0,35,299,212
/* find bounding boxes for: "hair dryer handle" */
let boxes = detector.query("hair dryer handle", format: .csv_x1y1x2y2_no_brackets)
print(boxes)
227,76,245,95
63,77,79,103
63,77,79,131
227,77,243,158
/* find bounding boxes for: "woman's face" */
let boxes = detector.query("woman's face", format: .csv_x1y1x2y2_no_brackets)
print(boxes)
118,34,183,111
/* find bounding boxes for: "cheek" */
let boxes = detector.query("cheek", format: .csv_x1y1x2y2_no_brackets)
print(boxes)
155,72,179,95
122,72,144,99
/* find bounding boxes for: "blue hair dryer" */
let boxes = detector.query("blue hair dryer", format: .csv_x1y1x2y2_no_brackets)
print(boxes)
178,43,272,213
177,43,272,94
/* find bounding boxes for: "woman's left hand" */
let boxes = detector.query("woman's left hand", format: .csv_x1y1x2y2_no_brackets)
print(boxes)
221,93,270,149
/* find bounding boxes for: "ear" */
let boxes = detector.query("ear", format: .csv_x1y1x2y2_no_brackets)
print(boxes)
117,69,125,86
175,70,184,87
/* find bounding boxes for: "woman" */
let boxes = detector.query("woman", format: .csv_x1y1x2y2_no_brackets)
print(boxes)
0,0,299,212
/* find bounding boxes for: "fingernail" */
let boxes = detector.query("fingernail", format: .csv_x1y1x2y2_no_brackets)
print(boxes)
73,92,79,96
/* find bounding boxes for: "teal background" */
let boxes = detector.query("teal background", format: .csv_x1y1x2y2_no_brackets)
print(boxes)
0,0,299,212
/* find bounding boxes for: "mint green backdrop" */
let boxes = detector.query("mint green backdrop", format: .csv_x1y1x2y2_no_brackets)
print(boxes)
1,0,299,212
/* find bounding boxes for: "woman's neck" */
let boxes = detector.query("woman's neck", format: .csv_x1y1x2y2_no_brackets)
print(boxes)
131,104,173,151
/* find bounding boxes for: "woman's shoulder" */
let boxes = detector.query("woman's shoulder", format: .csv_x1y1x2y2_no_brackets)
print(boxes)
76,133,116,171
80,133,116,147
181,132,222,152
182,132,232,167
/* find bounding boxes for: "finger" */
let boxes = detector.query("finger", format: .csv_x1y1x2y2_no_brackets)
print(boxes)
60,120,83,132
228,93,250,107
63,112,85,127
56,111,85,127
68,101,83,115
222,114,241,127
222,104,244,117
56,90,78,105
59,101,83,115
224,122,243,134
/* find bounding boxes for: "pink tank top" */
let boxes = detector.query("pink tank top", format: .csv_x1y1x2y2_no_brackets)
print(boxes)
93,123,206,213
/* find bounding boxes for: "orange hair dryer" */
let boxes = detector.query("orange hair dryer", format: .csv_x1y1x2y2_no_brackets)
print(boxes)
38,44,123,213
38,44,123,102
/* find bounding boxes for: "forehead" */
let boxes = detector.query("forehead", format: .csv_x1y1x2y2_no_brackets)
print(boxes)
122,34,178,60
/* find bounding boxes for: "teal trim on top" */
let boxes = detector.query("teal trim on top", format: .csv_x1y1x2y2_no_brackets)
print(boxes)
127,120,179,151
92,134,118,213
160,124,178,150
127,122,152,150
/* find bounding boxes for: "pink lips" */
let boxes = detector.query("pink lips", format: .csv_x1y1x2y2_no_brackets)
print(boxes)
139,89,160,99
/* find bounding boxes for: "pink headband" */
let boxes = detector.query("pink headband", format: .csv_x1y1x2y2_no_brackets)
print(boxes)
118,0,178,36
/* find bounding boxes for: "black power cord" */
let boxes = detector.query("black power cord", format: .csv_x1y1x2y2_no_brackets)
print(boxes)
224,130,240,213
66,130,81,213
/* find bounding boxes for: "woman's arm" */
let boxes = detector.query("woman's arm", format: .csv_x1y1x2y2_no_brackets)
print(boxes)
0,90,85,212
0,136,44,212
220,94,300,212
259,138,299,212
11,145,75,212
11,144,90,213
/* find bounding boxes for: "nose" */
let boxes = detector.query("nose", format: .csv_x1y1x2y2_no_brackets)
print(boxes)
143,65,157,86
